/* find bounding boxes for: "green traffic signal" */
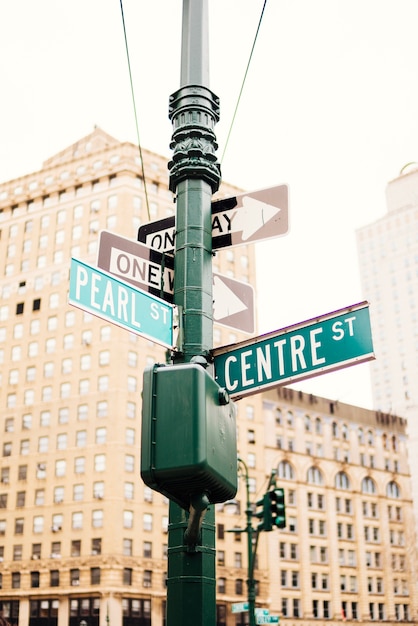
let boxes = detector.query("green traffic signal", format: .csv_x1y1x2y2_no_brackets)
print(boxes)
270,487,286,529
256,493,272,531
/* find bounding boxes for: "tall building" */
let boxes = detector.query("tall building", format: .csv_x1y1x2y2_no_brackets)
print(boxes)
356,165,418,530
0,128,266,626
0,129,416,626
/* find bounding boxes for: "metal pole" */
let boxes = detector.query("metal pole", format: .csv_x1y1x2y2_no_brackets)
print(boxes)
239,459,257,626
166,2,221,626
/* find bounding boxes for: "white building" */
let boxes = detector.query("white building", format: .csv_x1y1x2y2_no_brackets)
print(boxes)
356,164,418,530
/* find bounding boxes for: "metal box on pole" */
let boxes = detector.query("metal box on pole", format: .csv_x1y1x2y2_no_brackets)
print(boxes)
141,362,237,510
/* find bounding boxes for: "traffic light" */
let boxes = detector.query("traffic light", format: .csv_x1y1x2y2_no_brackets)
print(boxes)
270,487,286,529
256,488,286,532
256,492,273,531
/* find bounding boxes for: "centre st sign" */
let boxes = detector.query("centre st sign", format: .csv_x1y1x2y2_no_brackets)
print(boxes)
212,302,374,399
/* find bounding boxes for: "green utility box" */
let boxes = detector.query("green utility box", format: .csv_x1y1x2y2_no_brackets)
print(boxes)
141,363,237,510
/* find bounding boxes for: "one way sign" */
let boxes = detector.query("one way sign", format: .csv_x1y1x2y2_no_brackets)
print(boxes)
98,231,254,334
137,184,289,253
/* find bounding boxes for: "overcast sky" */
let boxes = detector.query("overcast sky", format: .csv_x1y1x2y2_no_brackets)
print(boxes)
2,1,418,409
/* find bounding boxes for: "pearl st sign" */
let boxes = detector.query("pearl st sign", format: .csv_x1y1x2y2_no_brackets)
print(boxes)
212,302,374,399
69,258,174,348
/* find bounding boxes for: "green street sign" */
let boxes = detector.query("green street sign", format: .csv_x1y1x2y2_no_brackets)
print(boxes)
69,258,174,348
256,616,279,625
213,302,374,399
231,603,249,614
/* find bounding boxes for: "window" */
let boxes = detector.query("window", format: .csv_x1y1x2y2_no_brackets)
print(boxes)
95,428,107,444
92,538,102,555
94,454,106,472
15,518,24,534
362,477,377,494
123,538,133,556
307,467,323,485
50,570,60,587
92,510,103,528
90,567,101,585
55,460,66,477
74,457,85,474
387,481,401,499
70,569,80,586
143,541,152,558
335,471,350,490
72,512,83,530
124,511,134,529
143,570,152,588
123,568,132,585
278,461,294,480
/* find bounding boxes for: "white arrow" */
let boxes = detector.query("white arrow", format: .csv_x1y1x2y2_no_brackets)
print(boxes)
227,196,281,241
213,275,247,320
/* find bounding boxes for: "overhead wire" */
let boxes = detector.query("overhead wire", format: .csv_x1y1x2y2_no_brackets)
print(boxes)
220,0,268,166
119,0,151,221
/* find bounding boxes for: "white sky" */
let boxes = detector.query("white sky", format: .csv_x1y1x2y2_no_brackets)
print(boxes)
2,1,418,409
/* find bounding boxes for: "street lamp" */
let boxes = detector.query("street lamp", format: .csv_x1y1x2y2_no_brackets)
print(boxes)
225,458,260,626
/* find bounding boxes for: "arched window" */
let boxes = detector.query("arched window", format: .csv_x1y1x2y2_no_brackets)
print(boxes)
335,471,350,490
387,481,401,499
358,428,364,444
332,421,338,438
307,467,323,485
278,461,294,480
315,417,322,435
305,415,312,432
341,424,348,440
367,430,374,446
382,433,388,450
287,411,294,427
392,435,398,452
361,476,377,495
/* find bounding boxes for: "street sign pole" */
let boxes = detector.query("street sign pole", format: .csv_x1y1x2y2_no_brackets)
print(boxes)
166,3,221,626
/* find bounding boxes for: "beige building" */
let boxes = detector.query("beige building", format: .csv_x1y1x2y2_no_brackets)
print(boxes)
0,129,416,626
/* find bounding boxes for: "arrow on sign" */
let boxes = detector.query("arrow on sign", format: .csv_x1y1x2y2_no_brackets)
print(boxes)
137,184,289,252
213,274,254,334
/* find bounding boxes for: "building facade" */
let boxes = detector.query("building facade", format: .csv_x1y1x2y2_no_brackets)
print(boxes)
0,130,416,626
260,387,417,625
356,165,418,532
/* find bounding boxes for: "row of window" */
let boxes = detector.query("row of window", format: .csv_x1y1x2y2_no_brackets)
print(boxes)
0,507,162,535
275,436,400,471
4,350,142,384
4,372,140,407
0,537,169,562
0,566,156,590
0,596,151,620
2,427,136,454
1,453,134,476
2,401,136,434
280,597,411,621
278,461,402,498
274,406,400,450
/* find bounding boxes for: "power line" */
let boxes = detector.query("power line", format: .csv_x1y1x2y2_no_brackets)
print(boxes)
119,0,151,221
220,0,268,166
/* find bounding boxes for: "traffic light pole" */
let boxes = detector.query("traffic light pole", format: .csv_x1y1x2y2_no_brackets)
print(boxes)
166,2,221,626
228,458,259,626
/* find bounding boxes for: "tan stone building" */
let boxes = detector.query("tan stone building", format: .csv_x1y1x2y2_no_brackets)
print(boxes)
0,129,416,626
